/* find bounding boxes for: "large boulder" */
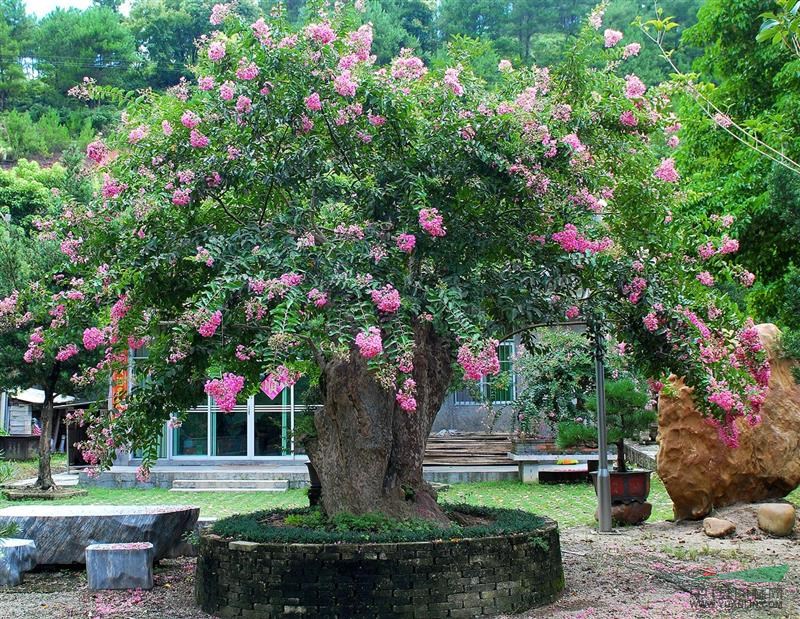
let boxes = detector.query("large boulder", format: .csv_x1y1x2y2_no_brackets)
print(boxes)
657,324,800,520
0,505,198,565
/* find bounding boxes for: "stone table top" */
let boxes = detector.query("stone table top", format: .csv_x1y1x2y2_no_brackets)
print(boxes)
0,505,198,517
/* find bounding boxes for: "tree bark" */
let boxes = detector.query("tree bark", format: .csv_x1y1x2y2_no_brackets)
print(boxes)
306,323,452,522
35,391,56,491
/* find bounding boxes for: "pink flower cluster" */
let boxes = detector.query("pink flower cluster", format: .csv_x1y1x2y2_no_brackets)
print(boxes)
83,327,106,350
220,81,235,100
619,110,638,127
334,70,358,97
305,22,336,45
396,378,417,412
391,49,428,81
355,326,383,358
209,3,229,25
181,111,200,129
654,158,679,183
565,306,580,319
208,41,226,62
190,130,209,148
642,312,659,332
551,224,612,254
396,233,416,253
696,271,715,286
204,373,245,413
198,310,222,337
56,343,79,362
86,140,108,164
236,59,259,81
457,340,500,381
622,43,641,58
604,29,623,47
371,285,401,313
624,74,646,99
419,208,446,237
623,277,647,304
305,92,322,112
307,288,328,308
444,67,464,96
24,328,45,363
195,246,214,267
251,18,272,46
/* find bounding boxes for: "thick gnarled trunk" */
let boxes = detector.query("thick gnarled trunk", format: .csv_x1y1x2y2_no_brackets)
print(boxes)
306,324,452,522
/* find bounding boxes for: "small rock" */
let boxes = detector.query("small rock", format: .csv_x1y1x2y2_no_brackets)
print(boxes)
703,517,736,538
0,539,37,586
757,503,796,537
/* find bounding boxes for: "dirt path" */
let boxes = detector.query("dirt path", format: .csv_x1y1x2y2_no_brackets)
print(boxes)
0,505,796,618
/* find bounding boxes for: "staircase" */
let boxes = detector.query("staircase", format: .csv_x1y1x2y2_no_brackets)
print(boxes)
170,478,289,492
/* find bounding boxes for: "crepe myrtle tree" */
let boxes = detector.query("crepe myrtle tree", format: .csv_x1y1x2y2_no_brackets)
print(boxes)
0,250,104,490
51,1,767,520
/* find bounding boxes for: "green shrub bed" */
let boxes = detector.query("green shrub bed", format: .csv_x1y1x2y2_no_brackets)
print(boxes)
211,503,547,544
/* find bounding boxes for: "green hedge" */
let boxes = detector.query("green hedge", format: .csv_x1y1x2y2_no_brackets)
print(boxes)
211,503,547,544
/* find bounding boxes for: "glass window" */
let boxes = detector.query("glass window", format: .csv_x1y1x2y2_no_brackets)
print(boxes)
254,390,288,456
453,341,516,405
212,403,248,456
173,408,208,456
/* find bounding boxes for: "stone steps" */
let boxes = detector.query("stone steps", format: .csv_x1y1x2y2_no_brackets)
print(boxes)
170,479,288,492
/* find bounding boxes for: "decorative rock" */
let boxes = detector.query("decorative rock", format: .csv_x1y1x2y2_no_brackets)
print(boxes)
595,501,652,525
0,505,199,565
703,517,736,538
0,539,37,586
86,542,154,590
757,503,796,537
658,324,800,520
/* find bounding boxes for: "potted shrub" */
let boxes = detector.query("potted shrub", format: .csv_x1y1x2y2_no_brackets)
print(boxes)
511,329,594,454
587,378,655,503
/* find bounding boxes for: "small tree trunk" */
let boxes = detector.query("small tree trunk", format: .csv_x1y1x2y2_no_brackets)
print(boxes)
616,438,626,473
306,323,452,522
36,392,56,491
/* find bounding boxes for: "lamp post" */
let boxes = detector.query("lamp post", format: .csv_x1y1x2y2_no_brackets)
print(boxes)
591,323,613,532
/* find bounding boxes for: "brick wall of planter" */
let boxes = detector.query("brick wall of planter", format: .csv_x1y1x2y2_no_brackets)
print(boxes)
195,519,564,618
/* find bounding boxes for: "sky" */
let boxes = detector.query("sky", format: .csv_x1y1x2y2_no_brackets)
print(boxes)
25,0,131,18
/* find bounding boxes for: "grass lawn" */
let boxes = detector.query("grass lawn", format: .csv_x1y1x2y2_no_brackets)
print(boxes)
1,466,797,527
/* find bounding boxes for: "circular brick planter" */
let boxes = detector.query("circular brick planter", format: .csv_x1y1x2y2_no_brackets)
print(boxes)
196,516,563,618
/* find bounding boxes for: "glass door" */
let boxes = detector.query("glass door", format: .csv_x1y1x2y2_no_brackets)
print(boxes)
172,407,209,456
211,402,248,456
254,389,289,456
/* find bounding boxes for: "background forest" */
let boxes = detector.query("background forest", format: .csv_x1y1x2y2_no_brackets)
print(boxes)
1,0,799,340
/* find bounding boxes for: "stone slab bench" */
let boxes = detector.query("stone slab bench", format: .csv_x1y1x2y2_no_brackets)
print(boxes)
0,505,199,565
507,452,610,483
86,542,154,590
0,539,37,586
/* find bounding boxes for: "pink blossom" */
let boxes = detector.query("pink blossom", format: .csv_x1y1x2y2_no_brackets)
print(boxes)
419,208,446,237
305,22,336,45
551,104,572,122
190,129,209,148
551,224,613,254
128,125,148,144
206,171,222,187
227,145,240,160
83,327,105,350
565,306,580,319
307,288,328,308
205,373,245,413
622,43,641,58
654,158,679,182
110,295,129,323
300,115,314,133
718,237,739,255
738,270,756,287
209,3,229,25
604,29,623,47
219,81,235,101
713,112,733,128
396,233,416,253
698,242,716,260
305,92,322,112
643,312,659,332
235,95,252,113
396,378,417,412
161,120,173,136
177,169,195,184
367,113,386,127
181,111,200,129
86,140,108,164
208,41,226,62
195,246,214,267
624,74,646,99
56,344,79,362
561,133,585,152
334,70,358,97
588,6,604,29
498,59,513,72
355,326,383,358
515,87,538,112
667,135,680,148
235,345,253,361
371,285,401,313
697,271,715,286
198,310,222,337
198,76,215,91
236,59,259,81
101,174,126,199
457,340,500,381
172,188,191,205
251,18,272,46
391,49,428,81
444,67,464,96
619,110,638,127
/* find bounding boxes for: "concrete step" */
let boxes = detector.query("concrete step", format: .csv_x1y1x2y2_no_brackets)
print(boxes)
170,479,288,492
